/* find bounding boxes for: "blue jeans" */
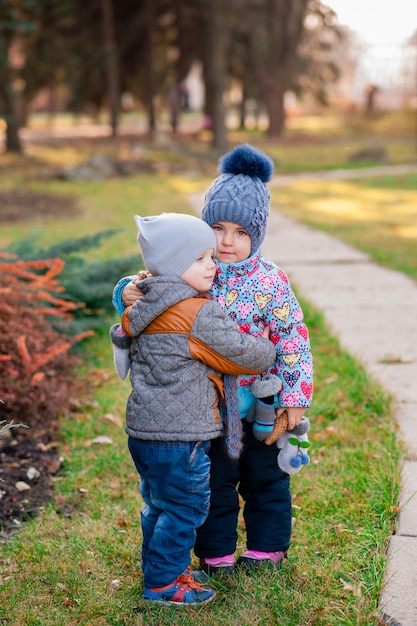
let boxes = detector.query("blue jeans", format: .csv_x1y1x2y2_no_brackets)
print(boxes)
128,437,211,588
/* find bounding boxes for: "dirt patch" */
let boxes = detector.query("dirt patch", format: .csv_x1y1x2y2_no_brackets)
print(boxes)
0,189,79,223
0,431,61,536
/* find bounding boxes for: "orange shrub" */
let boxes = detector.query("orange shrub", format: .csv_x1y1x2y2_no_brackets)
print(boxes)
0,252,93,438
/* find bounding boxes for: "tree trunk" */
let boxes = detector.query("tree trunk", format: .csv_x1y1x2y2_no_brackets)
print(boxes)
239,94,246,130
100,0,120,137
144,0,156,133
248,0,309,138
5,116,21,153
265,68,286,137
201,0,228,151
3,85,22,153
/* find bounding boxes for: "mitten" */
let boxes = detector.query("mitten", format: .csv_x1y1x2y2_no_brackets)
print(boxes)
276,416,310,474
109,323,132,380
250,375,283,441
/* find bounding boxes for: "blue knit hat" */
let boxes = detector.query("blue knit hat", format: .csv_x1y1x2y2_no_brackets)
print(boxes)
201,144,274,255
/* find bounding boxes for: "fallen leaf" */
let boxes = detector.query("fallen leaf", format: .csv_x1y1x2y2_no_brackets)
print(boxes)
109,579,121,592
379,355,414,364
115,517,128,528
341,579,362,597
323,374,339,385
312,425,336,441
15,481,31,492
37,441,59,452
101,413,123,428
84,435,114,447
90,369,111,386
90,435,113,445
332,523,348,535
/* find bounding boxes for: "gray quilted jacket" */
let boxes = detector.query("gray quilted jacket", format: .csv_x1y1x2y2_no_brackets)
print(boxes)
121,276,275,442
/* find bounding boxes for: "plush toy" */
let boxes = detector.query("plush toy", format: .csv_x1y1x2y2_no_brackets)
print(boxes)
248,374,283,441
248,374,310,474
276,416,310,474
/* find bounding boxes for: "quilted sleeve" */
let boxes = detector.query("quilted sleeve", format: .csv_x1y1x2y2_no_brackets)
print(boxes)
189,301,276,375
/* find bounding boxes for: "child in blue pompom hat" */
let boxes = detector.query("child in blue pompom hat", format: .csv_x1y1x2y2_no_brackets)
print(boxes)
112,144,313,574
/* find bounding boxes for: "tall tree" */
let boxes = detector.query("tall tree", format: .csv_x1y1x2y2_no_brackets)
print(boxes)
291,1,344,107
143,0,156,132
100,0,120,136
21,0,107,122
0,0,346,149
0,1,36,152
199,0,228,150
248,0,309,136
200,0,344,135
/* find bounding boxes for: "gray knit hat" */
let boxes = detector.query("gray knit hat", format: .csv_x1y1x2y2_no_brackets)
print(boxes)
201,144,274,255
135,213,217,277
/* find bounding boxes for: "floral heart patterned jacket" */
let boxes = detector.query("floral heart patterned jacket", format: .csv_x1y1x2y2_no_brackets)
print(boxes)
210,251,313,418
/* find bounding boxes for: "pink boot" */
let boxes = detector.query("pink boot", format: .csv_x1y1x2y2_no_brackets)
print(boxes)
200,553,235,576
237,549,287,569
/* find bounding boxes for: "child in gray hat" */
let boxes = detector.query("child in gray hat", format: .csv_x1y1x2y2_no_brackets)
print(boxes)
110,212,275,605
113,144,313,575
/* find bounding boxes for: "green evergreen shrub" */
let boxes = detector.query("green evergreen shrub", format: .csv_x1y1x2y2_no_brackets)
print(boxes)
2,230,141,331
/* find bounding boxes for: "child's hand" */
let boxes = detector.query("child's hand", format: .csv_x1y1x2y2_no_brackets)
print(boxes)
261,325,270,339
276,406,304,431
122,281,143,306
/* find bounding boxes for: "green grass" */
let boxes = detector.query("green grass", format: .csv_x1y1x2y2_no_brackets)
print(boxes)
0,119,411,624
258,138,417,173
272,173,417,281
0,313,399,625
0,173,205,262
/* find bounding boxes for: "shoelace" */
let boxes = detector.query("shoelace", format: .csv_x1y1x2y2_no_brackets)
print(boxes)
176,572,204,591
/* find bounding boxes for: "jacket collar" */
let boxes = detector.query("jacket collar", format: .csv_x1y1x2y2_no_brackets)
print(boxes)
215,250,261,278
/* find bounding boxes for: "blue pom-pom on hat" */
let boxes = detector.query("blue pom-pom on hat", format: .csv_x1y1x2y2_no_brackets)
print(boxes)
201,144,274,255
219,143,274,182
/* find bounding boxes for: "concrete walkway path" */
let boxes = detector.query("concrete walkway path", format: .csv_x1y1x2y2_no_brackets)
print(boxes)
190,163,417,625
261,210,417,626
